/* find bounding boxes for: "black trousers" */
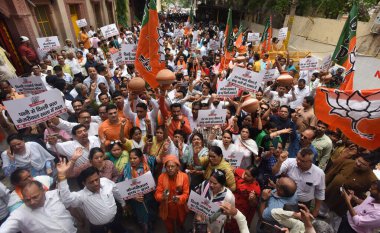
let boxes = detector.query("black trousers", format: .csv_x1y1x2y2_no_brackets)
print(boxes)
89,206,127,233
337,214,357,233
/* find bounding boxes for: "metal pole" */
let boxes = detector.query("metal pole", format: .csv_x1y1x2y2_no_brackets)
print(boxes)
284,0,298,50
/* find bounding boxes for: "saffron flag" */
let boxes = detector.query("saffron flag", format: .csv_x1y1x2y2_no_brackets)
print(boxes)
235,24,244,48
220,8,234,72
134,0,164,89
184,5,194,35
332,3,358,90
260,16,272,53
314,87,380,150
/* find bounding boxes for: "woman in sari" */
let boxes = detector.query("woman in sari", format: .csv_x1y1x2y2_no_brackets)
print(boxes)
234,126,258,169
181,132,209,189
208,130,237,158
196,169,235,233
105,140,129,178
121,127,146,152
123,148,159,233
146,125,166,157
225,166,261,233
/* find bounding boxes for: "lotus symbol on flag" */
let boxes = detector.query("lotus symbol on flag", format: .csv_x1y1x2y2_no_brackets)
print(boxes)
322,89,380,139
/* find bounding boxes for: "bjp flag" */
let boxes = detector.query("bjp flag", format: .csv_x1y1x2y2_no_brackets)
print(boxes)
315,87,380,150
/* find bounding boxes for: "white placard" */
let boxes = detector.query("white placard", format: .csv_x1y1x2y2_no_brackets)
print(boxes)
197,109,227,127
122,44,137,65
8,76,47,94
224,152,244,167
247,33,260,42
187,190,221,218
116,171,156,200
299,57,319,71
76,19,87,28
100,24,119,38
216,79,238,97
320,54,332,72
173,28,183,38
111,51,125,66
261,69,280,82
192,31,198,48
209,39,220,51
227,66,264,92
36,36,60,51
3,89,66,129
278,27,288,41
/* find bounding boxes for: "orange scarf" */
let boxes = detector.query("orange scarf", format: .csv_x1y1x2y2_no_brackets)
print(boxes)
177,60,187,70
135,114,149,128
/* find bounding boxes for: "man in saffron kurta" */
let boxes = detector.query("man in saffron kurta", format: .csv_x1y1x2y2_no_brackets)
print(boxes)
159,96,192,139
155,155,189,233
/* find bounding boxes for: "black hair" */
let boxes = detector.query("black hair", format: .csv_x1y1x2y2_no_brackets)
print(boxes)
210,169,227,186
97,92,109,100
304,96,314,106
52,78,66,91
209,146,223,157
170,103,182,110
173,129,187,143
106,103,118,112
89,147,104,160
95,64,107,74
136,102,148,111
22,180,44,193
78,166,99,186
130,148,144,158
10,168,29,186
71,124,86,135
299,148,314,158
361,148,380,167
112,91,123,99
246,165,260,178
107,140,123,151
78,110,91,117
190,132,204,145
7,133,24,144
298,79,306,84
129,127,142,138
222,130,233,138
317,120,329,128
53,65,62,72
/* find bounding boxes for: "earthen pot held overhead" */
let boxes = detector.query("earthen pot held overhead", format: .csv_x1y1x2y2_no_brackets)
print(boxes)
156,69,175,90
277,71,294,86
128,77,146,94
242,98,259,113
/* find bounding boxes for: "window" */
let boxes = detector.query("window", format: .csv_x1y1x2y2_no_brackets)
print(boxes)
34,5,54,37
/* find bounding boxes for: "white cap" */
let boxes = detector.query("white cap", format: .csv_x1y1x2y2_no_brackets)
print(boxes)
20,36,29,42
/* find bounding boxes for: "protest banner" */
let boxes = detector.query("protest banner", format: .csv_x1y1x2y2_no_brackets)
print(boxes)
227,67,264,92
224,152,244,167
3,89,66,130
173,28,183,38
261,69,280,82
192,31,198,48
8,76,47,94
320,54,332,72
116,171,156,200
122,44,137,65
278,27,288,41
197,109,227,127
111,51,125,66
209,39,220,51
36,36,60,51
247,33,260,42
76,19,87,28
100,24,119,38
216,79,238,97
187,191,221,218
299,57,319,71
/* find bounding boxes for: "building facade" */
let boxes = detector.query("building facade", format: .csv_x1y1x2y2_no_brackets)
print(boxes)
0,0,121,75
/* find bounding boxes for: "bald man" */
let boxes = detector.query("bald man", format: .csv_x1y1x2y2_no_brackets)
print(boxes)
259,177,298,225
1,181,76,233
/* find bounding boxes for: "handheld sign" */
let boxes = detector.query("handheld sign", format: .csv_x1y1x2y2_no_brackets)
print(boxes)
299,57,319,71
247,33,260,42
8,76,47,94
100,24,119,38
197,109,227,127
227,67,264,92
3,89,67,129
76,19,87,28
192,31,198,48
278,27,288,41
173,28,183,39
187,190,221,218
116,171,156,200
261,69,280,82
209,39,220,51
122,44,137,65
36,36,60,51
216,79,238,97
224,152,244,167
320,54,332,72
111,51,124,66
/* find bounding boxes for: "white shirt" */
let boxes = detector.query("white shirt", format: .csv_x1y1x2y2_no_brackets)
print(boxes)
277,158,325,202
211,140,237,158
289,86,310,109
264,86,296,107
0,190,76,233
58,178,125,225
47,136,100,167
83,75,112,97
57,118,99,137
0,182,9,220
65,58,82,75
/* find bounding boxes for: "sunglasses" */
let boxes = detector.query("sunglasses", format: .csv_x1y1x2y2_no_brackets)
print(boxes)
110,140,121,145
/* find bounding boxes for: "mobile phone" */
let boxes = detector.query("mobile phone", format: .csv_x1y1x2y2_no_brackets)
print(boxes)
260,221,283,233
147,135,153,141
258,146,265,157
283,203,300,212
